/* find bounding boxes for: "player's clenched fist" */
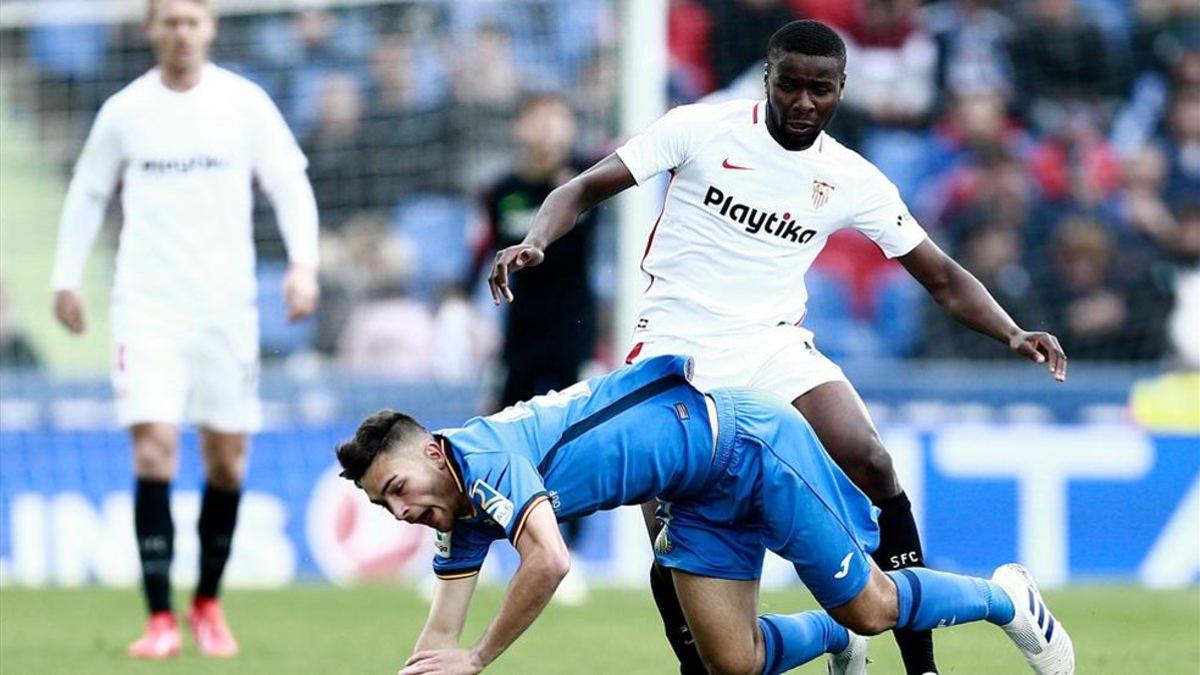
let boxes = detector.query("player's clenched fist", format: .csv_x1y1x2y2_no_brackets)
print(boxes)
488,243,544,305
53,289,86,334
399,648,484,675
1008,329,1068,382
282,263,319,322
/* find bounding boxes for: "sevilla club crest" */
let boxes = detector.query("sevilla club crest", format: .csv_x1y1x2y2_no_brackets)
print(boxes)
811,180,836,209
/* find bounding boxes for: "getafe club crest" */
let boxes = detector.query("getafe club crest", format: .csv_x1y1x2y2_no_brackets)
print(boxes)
470,479,514,528
811,180,836,209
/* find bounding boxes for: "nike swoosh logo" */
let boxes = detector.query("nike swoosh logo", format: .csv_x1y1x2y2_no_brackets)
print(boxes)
833,552,854,579
722,158,754,171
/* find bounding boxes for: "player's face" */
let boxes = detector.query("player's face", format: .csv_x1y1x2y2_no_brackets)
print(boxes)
515,101,576,168
765,53,844,150
145,0,216,75
359,440,461,532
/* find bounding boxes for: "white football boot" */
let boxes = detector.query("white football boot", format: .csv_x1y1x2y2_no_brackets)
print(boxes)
827,631,869,675
991,563,1075,674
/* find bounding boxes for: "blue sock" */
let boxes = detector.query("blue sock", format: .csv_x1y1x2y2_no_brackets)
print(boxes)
887,568,1016,631
758,611,849,675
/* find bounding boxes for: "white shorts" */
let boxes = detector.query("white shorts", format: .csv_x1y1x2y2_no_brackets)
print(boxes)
625,324,848,403
111,306,261,433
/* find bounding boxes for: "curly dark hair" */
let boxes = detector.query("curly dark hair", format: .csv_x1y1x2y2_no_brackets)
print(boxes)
335,409,430,484
767,20,846,69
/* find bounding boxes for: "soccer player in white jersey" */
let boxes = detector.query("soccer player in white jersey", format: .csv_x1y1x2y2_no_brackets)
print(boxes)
49,0,319,660
489,20,1067,675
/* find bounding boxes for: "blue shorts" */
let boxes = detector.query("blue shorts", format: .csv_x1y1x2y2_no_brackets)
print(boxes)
654,388,881,610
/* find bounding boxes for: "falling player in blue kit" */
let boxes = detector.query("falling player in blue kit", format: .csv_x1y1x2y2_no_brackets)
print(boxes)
335,356,1075,675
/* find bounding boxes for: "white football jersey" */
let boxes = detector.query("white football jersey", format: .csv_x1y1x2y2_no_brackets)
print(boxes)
51,64,313,321
615,98,927,343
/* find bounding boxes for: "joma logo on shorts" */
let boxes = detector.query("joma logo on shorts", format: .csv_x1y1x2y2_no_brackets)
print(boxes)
703,185,817,244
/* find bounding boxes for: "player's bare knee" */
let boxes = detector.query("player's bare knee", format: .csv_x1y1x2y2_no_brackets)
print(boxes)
855,612,895,637
830,571,899,636
699,648,760,675
132,428,178,479
201,432,247,489
849,436,898,499
829,602,890,637
203,450,246,489
204,460,244,490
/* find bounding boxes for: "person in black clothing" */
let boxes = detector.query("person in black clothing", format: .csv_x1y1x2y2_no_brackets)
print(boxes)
1008,0,1119,132
706,0,799,89
1040,214,1170,361
470,93,599,409
467,94,599,601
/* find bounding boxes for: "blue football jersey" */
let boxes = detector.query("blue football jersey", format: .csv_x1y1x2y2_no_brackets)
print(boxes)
431,355,719,578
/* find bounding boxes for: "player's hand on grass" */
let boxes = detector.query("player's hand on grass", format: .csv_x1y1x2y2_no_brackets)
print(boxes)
1009,330,1068,382
282,263,319,321
399,648,484,675
488,244,544,305
52,290,86,334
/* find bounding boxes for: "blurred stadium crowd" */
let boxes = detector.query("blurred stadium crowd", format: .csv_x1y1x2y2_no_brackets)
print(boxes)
2,0,1198,377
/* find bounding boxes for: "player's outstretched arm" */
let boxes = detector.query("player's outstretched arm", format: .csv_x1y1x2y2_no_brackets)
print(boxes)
412,574,479,653
488,153,635,304
401,501,568,674
900,238,1068,382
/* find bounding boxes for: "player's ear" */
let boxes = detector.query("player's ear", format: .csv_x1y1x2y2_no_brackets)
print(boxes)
425,439,446,467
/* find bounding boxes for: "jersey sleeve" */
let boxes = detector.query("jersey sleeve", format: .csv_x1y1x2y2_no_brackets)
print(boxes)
431,523,499,579
69,99,125,196
246,85,319,268
462,453,550,547
50,100,124,290
848,164,928,259
615,104,710,184
247,86,308,179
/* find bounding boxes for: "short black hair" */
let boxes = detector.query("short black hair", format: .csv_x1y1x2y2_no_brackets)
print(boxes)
335,409,430,484
767,20,846,68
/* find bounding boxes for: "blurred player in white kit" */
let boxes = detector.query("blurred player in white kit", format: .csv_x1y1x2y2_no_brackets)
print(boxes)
49,0,319,660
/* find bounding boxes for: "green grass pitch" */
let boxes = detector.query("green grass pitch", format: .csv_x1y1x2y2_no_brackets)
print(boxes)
1,585,1196,673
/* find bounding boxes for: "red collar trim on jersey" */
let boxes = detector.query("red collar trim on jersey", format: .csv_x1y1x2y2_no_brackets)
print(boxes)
753,102,760,125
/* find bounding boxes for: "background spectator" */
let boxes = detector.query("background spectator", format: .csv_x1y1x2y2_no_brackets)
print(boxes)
922,223,1047,359
1040,215,1170,360
707,0,797,89
1164,86,1200,204
838,0,938,193
467,94,601,410
1009,0,1120,133
923,0,1016,105
303,73,368,231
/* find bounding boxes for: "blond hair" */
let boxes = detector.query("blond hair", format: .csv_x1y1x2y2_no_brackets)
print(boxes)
146,0,215,22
